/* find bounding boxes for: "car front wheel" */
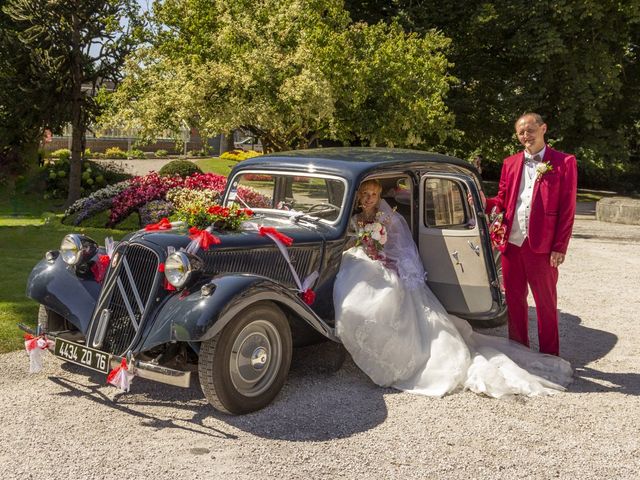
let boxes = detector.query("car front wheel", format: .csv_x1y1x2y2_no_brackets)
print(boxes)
198,301,292,414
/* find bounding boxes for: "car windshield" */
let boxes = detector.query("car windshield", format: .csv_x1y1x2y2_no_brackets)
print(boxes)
225,172,347,223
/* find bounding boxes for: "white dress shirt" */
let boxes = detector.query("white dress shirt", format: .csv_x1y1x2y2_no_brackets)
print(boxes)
509,146,546,246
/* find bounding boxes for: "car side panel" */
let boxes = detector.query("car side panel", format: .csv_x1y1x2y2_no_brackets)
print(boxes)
137,274,336,352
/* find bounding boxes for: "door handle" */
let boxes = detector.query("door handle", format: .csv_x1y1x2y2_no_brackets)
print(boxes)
468,241,481,256
451,251,464,272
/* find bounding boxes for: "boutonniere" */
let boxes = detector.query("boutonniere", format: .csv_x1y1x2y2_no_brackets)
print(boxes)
536,161,553,181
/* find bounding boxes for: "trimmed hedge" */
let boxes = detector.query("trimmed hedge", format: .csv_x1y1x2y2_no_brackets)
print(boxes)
158,159,203,177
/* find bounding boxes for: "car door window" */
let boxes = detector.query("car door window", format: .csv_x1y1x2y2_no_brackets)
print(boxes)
423,178,469,229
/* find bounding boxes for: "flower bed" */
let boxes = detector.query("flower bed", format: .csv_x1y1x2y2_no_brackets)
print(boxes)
63,170,270,229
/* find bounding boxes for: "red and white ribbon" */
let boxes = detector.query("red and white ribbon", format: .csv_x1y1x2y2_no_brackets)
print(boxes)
144,217,173,231
185,226,221,253
243,223,318,304
91,237,115,283
107,358,135,392
24,334,54,373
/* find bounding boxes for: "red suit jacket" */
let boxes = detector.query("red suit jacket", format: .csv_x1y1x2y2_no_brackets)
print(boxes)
486,146,578,255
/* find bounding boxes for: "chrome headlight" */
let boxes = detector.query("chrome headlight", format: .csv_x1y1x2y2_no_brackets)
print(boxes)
60,234,97,265
165,251,196,289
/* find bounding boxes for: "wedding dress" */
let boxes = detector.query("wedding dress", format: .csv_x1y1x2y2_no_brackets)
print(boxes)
334,200,573,398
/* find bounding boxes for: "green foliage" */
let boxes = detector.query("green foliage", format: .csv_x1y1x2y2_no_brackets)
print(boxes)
158,159,203,177
105,147,128,159
155,149,169,157
346,0,640,187
107,0,457,152
50,149,71,162
0,0,147,206
127,148,146,159
41,159,130,199
220,150,261,162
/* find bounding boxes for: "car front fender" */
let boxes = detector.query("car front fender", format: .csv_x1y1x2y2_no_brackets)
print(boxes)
138,274,337,352
26,255,101,334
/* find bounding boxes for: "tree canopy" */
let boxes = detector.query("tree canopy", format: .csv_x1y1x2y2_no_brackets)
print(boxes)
346,0,640,186
106,0,458,152
0,0,145,204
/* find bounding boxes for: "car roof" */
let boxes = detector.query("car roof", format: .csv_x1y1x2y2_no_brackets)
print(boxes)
230,147,476,181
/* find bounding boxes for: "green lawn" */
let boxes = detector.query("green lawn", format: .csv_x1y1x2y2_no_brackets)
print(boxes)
0,223,129,353
196,157,236,176
0,178,131,353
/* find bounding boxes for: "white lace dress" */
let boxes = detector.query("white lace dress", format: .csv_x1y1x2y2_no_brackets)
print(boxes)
334,200,573,398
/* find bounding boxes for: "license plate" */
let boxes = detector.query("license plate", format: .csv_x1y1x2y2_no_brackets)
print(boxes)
54,338,111,374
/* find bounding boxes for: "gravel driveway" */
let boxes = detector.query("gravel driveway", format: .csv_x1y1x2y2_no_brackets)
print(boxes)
1,211,639,480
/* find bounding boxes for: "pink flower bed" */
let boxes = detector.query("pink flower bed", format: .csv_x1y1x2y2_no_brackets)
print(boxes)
109,172,227,226
108,171,271,227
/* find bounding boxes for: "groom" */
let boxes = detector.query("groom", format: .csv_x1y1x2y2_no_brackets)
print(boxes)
485,112,577,356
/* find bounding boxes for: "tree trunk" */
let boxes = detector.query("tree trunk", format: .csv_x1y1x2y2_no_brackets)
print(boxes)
64,12,84,209
219,130,235,154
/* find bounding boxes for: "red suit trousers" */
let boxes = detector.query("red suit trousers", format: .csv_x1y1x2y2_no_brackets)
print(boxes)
501,238,559,355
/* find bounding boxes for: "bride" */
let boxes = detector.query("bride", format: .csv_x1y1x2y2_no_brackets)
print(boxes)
334,179,573,398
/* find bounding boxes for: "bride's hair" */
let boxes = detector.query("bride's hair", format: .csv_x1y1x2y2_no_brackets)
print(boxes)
358,179,382,196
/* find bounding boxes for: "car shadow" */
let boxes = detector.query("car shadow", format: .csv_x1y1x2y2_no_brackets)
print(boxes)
218,343,390,441
52,342,389,441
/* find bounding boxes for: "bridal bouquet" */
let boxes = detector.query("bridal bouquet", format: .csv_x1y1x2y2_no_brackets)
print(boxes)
356,213,388,260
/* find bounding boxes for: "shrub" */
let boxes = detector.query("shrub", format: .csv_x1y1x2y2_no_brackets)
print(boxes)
104,147,127,159
158,159,203,177
220,149,261,162
50,148,71,162
127,148,146,159
155,149,168,158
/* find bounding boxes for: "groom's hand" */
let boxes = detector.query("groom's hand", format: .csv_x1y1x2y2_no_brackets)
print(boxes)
550,251,565,268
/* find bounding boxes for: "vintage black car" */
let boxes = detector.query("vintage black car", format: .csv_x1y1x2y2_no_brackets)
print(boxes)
24,148,506,414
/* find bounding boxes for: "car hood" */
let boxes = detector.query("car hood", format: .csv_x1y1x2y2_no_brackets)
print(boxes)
128,214,335,252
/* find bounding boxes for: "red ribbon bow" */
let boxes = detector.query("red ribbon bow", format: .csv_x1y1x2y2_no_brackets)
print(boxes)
144,217,172,231
24,333,50,352
300,288,316,306
259,226,293,247
107,358,128,384
91,254,110,283
188,227,221,251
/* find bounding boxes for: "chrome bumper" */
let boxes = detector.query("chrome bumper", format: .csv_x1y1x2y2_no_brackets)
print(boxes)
18,323,191,388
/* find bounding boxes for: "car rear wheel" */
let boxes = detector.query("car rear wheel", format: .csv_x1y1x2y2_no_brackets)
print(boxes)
198,301,292,414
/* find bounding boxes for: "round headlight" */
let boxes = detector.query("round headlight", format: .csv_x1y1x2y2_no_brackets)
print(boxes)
165,251,192,288
60,234,83,265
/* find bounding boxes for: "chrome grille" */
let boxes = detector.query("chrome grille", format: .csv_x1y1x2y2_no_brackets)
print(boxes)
203,247,317,287
91,243,160,356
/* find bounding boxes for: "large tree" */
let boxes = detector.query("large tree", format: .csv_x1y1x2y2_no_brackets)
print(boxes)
1,0,145,206
346,0,640,184
107,0,457,152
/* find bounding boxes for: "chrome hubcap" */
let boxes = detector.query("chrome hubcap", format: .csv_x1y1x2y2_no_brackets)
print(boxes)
230,320,282,397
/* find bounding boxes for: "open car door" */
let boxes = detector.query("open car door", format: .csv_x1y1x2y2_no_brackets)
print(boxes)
418,173,505,323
